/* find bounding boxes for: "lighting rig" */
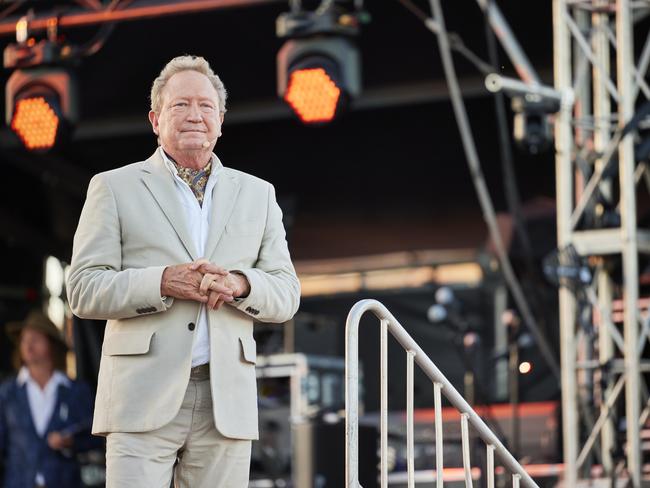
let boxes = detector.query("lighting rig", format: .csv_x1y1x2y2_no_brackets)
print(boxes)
484,73,565,155
3,14,82,152
276,0,368,125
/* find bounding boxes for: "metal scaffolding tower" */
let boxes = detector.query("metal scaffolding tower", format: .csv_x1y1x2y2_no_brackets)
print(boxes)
553,0,650,486
428,0,650,481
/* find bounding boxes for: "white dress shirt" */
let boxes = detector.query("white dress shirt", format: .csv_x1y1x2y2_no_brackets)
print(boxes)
17,366,72,485
160,147,221,367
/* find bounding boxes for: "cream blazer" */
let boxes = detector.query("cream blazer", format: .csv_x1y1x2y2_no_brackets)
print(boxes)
66,150,300,440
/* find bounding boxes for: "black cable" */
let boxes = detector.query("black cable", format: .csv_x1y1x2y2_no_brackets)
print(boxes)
74,22,115,57
0,0,114,58
395,0,494,75
396,0,429,23
0,0,26,21
107,0,134,12
74,0,102,10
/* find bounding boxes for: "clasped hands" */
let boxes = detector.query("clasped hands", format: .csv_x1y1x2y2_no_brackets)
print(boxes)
161,259,250,310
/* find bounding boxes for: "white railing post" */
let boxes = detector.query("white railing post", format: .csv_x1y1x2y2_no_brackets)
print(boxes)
380,319,388,488
407,350,416,488
345,300,361,487
434,382,444,488
487,444,495,488
460,413,473,488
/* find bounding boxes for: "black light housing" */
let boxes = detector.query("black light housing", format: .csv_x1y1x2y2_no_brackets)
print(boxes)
4,37,79,152
5,67,77,151
276,8,365,125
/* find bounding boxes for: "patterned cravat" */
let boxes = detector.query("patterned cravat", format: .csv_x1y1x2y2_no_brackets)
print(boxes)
167,154,212,206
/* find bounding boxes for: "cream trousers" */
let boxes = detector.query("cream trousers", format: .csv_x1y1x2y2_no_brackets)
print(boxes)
105,377,251,488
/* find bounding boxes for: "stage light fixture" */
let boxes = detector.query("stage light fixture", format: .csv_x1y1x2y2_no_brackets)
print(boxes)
511,95,559,154
278,36,360,125
276,8,365,125
5,67,77,151
4,29,80,152
285,65,341,124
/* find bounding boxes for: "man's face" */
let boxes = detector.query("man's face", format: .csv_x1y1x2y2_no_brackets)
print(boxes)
149,70,224,154
20,328,52,367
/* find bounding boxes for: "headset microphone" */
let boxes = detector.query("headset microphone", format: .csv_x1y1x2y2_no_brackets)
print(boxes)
202,135,220,149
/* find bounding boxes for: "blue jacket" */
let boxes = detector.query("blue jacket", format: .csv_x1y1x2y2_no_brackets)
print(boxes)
0,374,98,488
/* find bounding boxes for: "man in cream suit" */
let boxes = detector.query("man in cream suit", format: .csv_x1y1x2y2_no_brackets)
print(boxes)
66,55,300,487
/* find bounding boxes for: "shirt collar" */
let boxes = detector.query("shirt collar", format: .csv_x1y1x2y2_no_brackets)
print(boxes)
17,366,71,389
159,147,222,180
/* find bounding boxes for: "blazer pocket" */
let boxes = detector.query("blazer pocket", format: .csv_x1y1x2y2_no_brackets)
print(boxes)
226,219,263,237
239,336,257,364
103,330,155,356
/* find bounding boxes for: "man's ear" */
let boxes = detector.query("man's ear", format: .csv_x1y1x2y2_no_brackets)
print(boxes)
217,113,225,137
148,110,159,135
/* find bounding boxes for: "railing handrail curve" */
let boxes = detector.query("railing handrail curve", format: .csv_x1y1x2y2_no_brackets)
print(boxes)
345,298,539,488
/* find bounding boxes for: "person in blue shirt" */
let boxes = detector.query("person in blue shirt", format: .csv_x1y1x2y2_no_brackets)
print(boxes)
0,311,97,488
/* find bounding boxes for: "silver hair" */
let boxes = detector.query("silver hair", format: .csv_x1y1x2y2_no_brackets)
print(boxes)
150,55,228,114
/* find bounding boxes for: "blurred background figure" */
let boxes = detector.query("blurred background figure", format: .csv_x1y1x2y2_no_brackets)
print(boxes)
0,310,97,488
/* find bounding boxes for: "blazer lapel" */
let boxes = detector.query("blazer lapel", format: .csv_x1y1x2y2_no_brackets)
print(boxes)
203,168,240,260
16,383,39,438
140,150,198,260
46,384,68,434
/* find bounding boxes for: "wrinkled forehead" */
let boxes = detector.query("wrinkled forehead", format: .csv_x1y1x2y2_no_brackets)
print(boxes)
162,70,220,105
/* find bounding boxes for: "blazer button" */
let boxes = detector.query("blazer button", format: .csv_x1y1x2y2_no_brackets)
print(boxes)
188,322,195,331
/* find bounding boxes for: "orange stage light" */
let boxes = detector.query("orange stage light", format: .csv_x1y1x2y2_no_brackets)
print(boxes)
284,68,341,124
10,96,60,150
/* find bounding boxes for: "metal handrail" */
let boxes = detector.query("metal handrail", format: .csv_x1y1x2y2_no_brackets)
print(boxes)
345,299,539,488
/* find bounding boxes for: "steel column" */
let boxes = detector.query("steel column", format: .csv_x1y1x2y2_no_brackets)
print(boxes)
616,0,642,484
554,0,578,485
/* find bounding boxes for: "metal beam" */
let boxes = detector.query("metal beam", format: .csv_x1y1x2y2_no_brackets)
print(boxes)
572,229,650,255
553,0,578,485
474,0,542,85
0,0,282,37
550,0,650,483
616,1,642,484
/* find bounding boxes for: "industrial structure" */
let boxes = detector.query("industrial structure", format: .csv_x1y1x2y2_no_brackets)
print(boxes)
552,1,650,486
